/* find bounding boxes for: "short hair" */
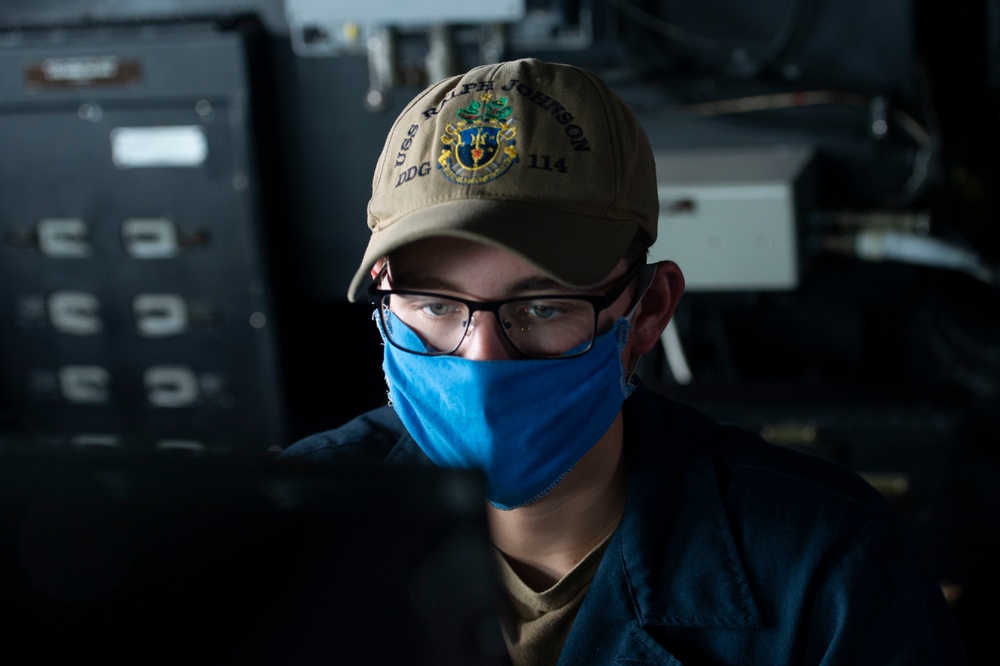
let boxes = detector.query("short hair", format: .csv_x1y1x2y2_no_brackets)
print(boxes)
623,228,653,268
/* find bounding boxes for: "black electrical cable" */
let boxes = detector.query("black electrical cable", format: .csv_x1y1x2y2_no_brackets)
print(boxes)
760,0,812,64
606,0,814,71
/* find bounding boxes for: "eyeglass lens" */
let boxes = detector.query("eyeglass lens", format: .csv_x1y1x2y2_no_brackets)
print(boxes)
380,294,596,357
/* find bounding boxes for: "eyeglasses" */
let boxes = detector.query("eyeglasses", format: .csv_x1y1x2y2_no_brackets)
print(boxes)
369,263,647,359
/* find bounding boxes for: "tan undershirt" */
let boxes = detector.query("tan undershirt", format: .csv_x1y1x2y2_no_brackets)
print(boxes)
495,532,614,666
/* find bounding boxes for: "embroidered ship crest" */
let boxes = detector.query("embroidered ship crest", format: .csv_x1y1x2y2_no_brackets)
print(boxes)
438,93,517,185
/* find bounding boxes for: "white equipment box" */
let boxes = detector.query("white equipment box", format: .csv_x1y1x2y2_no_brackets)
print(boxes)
649,145,815,291
285,0,526,54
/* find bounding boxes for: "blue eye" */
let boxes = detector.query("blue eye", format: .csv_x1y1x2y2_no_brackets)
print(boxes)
522,304,560,319
421,302,453,317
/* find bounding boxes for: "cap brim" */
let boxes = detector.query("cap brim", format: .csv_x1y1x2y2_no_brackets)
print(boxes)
347,198,640,301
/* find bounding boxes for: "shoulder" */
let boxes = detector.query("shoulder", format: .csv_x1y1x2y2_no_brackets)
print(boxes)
630,386,885,515
623,386,903,604
278,406,414,464
619,387,966,662
712,418,886,517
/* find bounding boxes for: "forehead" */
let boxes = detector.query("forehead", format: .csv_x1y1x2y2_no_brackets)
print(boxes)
386,237,563,297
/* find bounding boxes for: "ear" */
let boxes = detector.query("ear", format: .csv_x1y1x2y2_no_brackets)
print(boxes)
626,261,685,363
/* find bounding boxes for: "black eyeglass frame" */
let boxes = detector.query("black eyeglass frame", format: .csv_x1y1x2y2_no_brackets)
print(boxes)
368,261,649,359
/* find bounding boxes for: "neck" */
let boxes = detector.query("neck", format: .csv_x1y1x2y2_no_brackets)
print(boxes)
487,412,627,591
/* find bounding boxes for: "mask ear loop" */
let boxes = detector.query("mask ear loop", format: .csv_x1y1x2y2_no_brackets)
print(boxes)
623,263,658,384
624,263,657,323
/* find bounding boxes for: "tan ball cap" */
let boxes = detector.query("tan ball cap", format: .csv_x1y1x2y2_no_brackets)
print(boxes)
348,58,659,301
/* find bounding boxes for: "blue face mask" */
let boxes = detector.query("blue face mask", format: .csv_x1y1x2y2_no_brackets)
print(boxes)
378,312,636,510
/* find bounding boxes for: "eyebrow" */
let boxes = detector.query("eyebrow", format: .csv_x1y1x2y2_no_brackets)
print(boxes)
386,269,575,296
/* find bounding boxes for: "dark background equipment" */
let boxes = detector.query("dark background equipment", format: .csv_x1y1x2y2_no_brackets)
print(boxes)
0,18,287,454
0,0,997,660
